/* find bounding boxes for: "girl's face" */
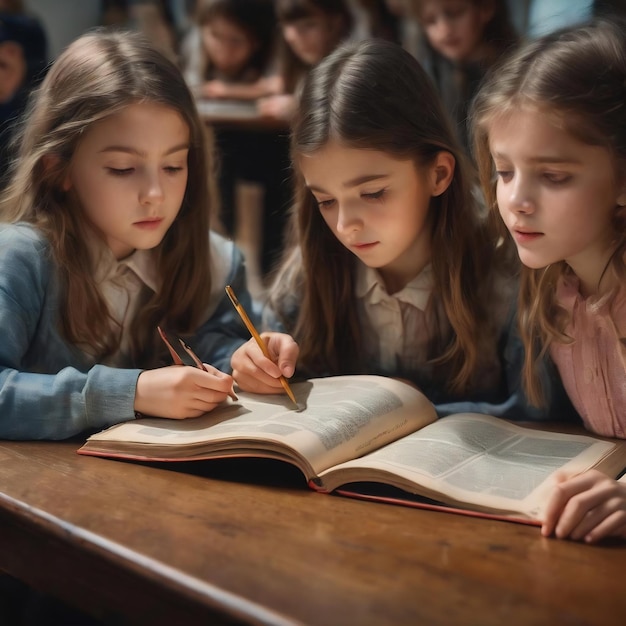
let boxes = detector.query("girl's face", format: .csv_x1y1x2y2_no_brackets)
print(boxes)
281,10,345,66
299,140,453,293
202,16,257,77
63,102,190,260
490,108,626,293
420,0,493,63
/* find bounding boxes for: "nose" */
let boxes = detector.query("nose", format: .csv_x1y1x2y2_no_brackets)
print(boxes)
505,176,535,215
335,203,362,234
139,169,164,207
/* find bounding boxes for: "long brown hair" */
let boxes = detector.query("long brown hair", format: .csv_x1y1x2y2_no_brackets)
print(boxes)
0,29,218,365
470,19,626,404
271,38,506,393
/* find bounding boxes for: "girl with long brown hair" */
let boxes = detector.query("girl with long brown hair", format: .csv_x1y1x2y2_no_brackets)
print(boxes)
232,38,516,411
0,29,253,439
471,19,626,543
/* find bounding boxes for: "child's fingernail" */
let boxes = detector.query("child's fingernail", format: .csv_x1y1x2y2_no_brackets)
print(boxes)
282,364,294,377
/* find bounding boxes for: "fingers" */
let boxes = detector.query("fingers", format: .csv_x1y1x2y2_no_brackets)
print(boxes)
232,353,285,393
231,335,299,393
263,332,299,378
541,471,572,538
135,366,235,419
582,510,626,543
541,470,626,543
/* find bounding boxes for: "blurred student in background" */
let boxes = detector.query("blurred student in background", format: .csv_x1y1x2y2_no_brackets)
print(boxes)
258,0,354,122
0,4,47,190
182,0,278,100
410,0,517,155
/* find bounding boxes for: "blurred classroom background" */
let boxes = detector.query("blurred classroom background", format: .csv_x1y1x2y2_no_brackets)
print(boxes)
3,0,625,301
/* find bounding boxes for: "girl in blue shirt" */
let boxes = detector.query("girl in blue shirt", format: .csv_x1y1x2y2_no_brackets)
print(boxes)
0,29,253,440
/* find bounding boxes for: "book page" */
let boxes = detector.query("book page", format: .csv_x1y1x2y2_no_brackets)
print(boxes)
84,375,437,476
319,414,624,518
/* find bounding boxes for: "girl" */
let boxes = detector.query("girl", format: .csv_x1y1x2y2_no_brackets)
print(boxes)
410,0,517,154
232,38,521,413
471,19,626,542
0,29,255,440
258,0,354,121
181,0,280,101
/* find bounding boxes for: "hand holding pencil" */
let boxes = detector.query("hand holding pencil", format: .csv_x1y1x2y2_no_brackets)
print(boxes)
226,286,301,408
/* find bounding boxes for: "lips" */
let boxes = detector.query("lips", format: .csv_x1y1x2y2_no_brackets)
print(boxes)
133,218,164,230
512,227,543,243
352,241,379,251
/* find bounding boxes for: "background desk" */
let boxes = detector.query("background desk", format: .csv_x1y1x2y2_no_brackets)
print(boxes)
196,98,288,130
0,440,624,626
197,97,292,280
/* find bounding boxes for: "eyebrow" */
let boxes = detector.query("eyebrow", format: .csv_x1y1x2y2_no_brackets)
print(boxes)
308,174,389,194
98,143,190,157
491,151,582,165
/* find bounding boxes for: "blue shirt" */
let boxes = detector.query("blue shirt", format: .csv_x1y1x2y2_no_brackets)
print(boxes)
0,223,253,440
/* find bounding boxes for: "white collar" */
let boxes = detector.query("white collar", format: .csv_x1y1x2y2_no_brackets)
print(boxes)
355,262,433,311
91,241,158,293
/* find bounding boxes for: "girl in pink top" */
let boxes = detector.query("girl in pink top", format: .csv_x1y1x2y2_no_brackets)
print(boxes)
471,19,626,543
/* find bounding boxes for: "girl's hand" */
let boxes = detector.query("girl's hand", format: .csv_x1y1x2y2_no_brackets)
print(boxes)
541,470,626,543
201,79,229,99
134,365,234,419
231,332,299,394
257,94,297,121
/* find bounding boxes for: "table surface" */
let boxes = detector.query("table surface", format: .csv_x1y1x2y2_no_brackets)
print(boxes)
0,439,624,626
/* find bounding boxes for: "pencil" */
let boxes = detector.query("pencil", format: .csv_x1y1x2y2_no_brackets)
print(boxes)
157,326,237,401
225,285,299,408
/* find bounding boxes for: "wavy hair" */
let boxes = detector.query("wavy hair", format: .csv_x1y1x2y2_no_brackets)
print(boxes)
0,29,218,365
270,38,507,393
470,19,626,404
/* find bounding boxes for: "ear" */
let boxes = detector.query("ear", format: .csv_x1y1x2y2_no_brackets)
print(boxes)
430,151,455,197
43,154,72,191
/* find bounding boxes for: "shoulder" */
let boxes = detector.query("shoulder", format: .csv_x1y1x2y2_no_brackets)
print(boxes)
209,229,236,257
208,230,243,292
209,230,240,274
0,223,51,265
264,247,304,330
0,223,54,300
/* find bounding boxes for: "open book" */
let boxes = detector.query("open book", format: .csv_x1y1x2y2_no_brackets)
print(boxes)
78,375,626,524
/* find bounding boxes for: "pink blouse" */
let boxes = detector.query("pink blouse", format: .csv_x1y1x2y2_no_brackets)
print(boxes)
549,274,626,438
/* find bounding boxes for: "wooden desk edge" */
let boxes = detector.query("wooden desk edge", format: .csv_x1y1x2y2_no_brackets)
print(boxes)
0,490,294,626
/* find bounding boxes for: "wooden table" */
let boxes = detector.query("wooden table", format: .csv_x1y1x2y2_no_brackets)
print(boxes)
0,440,624,626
